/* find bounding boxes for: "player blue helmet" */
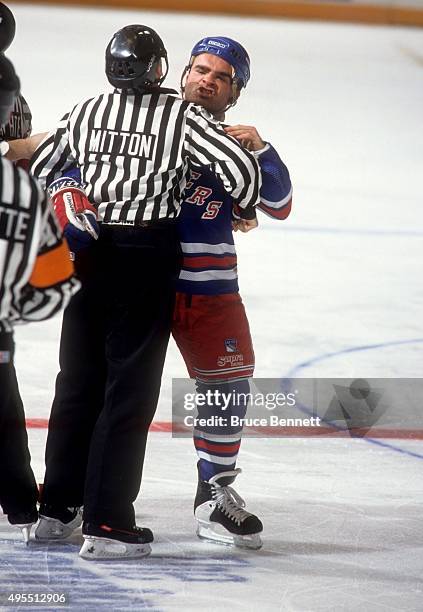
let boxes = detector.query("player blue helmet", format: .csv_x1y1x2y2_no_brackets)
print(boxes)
189,36,250,91
0,2,16,52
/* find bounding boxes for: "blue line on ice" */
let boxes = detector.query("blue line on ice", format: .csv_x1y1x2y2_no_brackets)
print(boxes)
292,399,423,461
285,338,423,378
283,338,423,461
0,543,252,610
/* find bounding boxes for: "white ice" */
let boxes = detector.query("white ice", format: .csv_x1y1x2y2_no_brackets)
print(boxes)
0,3,422,611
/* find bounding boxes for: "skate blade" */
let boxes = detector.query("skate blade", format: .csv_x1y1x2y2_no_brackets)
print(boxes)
196,523,263,550
79,536,152,560
14,524,34,545
35,514,82,540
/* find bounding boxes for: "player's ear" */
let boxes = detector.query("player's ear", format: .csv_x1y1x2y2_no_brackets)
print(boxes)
229,86,241,106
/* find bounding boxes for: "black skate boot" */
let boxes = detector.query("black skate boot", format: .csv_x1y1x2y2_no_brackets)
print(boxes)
194,466,263,549
79,522,154,560
8,509,38,545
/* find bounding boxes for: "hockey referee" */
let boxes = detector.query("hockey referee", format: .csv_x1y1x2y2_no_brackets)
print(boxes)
0,50,79,545
30,24,261,560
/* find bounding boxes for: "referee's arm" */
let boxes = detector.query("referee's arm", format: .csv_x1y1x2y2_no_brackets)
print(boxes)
21,191,79,322
3,166,79,324
30,113,75,189
184,106,261,219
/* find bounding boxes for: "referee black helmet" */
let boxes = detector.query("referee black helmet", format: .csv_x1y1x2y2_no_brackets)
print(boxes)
0,2,15,52
105,25,168,91
0,54,19,127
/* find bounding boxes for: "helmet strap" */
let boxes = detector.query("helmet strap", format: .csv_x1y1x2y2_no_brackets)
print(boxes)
157,55,169,86
180,64,190,96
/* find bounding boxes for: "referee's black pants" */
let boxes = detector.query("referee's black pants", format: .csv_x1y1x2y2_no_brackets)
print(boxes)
0,330,39,516
42,223,180,528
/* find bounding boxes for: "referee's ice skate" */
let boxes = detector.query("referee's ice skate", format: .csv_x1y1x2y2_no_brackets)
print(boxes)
35,506,82,540
8,510,38,545
79,523,154,560
194,467,263,549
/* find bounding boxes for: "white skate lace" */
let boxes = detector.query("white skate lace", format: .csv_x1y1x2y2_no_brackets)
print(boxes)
214,485,251,525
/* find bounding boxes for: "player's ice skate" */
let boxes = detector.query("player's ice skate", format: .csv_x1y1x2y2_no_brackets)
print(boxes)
8,510,38,546
35,506,82,540
194,468,263,549
79,523,154,560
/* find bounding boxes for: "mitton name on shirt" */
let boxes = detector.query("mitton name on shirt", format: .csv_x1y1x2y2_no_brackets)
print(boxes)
88,129,157,159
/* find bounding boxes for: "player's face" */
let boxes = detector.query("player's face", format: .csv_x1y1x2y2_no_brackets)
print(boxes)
184,54,234,115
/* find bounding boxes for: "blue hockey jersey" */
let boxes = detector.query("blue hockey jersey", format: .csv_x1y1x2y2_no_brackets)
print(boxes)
176,143,292,295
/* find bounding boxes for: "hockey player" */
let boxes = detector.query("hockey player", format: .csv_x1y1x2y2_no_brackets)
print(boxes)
0,53,79,544
29,25,261,560
9,34,290,552
172,37,292,549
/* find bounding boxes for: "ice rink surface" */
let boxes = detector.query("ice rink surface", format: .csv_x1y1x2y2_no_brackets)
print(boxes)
1,2,422,610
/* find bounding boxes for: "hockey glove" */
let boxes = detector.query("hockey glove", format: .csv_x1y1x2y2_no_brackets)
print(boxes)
48,176,99,253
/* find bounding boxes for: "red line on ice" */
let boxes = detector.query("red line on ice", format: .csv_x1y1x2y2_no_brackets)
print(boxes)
25,419,423,439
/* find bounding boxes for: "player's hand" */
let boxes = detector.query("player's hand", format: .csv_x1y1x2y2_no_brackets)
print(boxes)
48,176,99,252
232,217,258,233
224,125,265,151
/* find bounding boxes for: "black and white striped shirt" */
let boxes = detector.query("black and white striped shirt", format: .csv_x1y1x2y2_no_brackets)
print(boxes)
0,156,79,333
30,90,261,224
